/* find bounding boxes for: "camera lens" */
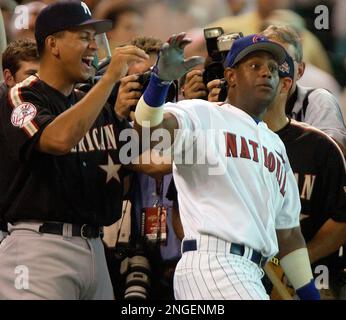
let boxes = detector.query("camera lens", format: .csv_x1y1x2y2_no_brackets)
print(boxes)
123,255,151,300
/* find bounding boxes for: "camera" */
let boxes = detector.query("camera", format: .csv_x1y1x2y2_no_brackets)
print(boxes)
111,69,178,111
203,28,243,101
120,251,151,300
76,59,178,110
108,211,153,300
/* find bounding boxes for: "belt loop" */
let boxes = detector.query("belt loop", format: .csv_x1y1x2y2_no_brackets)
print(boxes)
62,223,73,238
180,239,185,254
246,247,253,260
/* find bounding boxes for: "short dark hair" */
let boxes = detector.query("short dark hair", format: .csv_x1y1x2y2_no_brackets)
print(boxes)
130,36,163,55
262,25,303,62
2,39,39,74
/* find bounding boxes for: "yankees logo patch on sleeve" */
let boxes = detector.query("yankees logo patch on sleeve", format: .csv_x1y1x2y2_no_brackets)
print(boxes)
11,102,37,128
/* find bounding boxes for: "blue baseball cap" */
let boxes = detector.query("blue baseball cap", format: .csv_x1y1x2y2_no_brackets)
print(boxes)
278,53,294,79
35,1,112,52
225,34,287,68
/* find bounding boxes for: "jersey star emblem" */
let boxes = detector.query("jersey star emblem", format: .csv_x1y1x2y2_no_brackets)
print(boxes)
99,155,121,183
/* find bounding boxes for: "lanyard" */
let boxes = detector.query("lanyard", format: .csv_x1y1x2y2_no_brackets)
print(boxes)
154,178,164,207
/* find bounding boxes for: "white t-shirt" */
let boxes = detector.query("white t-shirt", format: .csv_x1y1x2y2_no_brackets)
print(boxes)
292,85,346,148
164,99,300,257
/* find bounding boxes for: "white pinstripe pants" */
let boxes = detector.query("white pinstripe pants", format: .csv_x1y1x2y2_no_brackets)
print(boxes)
174,236,269,300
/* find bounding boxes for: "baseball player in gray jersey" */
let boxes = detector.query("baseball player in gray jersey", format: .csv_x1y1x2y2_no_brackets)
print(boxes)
133,33,320,300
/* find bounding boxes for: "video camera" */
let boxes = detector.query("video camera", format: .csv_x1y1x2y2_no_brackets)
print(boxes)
203,27,243,101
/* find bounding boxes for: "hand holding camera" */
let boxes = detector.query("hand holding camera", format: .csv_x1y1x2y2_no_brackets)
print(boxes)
105,45,149,83
115,74,143,120
182,28,243,102
183,70,208,99
207,79,223,102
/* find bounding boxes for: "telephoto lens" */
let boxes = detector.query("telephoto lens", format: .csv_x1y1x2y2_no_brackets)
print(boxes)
121,255,151,300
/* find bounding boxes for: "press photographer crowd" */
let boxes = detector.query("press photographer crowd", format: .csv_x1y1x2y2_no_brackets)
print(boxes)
0,0,345,301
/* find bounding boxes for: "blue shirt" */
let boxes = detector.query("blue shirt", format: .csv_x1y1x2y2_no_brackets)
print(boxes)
132,173,181,261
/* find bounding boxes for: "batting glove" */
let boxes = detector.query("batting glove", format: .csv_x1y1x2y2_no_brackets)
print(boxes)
154,32,205,81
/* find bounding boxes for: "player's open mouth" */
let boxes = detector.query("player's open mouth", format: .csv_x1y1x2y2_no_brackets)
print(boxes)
82,56,94,68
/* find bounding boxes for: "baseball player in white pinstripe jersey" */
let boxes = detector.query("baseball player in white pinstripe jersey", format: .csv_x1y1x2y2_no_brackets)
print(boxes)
134,33,320,300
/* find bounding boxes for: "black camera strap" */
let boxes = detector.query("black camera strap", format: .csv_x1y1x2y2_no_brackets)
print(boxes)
155,178,164,207
113,175,135,248
154,178,166,246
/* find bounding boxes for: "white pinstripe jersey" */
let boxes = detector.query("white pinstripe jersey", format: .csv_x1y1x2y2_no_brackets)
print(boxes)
164,99,301,257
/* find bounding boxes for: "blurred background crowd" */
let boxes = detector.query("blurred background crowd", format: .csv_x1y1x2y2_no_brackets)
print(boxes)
0,0,345,300
1,0,346,122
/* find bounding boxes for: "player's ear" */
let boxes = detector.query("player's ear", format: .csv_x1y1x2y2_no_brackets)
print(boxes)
3,69,16,87
296,61,305,80
224,68,236,88
281,77,293,94
46,35,60,57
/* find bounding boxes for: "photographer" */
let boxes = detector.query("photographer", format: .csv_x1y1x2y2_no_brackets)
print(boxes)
114,36,164,121
1,39,39,93
183,69,224,102
105,36,181,300
183,28,241,102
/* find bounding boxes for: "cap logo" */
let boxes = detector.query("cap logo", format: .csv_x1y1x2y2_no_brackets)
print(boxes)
252,35,265,43
81,1,91,16
11,102,37,128
279,61,290,75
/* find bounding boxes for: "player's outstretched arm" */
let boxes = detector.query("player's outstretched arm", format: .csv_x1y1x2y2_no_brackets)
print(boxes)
134,33,205,142
276,227,320,300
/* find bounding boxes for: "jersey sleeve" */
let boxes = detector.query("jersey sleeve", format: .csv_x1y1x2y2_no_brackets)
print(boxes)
1,82,54,162
305,89,346,148
275,142,301,229
163,99,211,161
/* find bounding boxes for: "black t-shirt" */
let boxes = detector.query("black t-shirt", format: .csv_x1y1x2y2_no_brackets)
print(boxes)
0,75,128,226
276,119,346,269
0,81,7,100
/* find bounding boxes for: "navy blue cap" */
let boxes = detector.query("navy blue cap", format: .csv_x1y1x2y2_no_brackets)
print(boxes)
225,34,286,68
35,1,112,51
278,53,294,79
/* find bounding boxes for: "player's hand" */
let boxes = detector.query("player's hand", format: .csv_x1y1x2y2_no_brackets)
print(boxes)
115,74,143,120
183,69,208,99
106,45,149,83
155,32,205,81
207,79,222,102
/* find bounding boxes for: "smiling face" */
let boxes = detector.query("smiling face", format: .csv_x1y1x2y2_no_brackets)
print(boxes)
225,51,280,117
48,26,98,83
